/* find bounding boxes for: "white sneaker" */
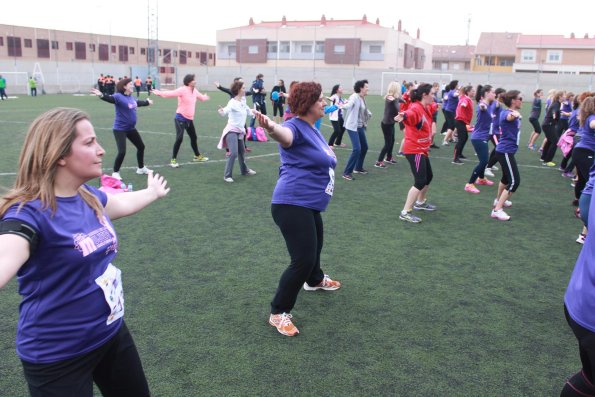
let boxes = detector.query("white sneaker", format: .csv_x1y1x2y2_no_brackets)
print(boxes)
136,166,152,175
244,169,256,176
577,234,586,244
224,177,234,183
493,198,512,208
484,168,495,177
491,208,511,221
111,171,122,180
490,165,499,171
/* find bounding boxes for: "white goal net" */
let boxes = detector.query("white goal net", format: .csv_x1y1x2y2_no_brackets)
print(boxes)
0,72,29,96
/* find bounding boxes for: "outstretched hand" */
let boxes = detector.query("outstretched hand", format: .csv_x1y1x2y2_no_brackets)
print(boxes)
146,172,170,199
90,88,102,96
254,110,274,132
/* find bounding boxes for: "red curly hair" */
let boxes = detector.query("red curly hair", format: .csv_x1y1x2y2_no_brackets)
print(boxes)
287,82,322,117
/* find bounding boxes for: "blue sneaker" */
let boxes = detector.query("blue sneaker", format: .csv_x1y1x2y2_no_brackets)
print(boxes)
399,211,422,223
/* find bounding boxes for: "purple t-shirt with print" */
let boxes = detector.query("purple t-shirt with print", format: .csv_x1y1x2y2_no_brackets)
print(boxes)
272,117,337,212
2,185,121,363
495,109,521,154
575,115,595,152
471,101,495,141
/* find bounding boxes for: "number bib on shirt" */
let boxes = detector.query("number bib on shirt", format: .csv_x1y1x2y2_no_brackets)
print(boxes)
325,168,335,196
95,263,125,325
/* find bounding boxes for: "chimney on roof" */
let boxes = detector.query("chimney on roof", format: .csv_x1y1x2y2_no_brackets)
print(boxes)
362,14,367,24
376,18,380,25
570,32,575,38
321,15,326,26
417,28,420,39
585,33,589,38
249,17,254,26
398,19,402,32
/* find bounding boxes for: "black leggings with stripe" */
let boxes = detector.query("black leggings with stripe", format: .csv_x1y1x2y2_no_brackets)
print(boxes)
495,151,520,192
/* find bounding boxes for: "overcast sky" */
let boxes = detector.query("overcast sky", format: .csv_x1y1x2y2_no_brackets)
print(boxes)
1,0,593,46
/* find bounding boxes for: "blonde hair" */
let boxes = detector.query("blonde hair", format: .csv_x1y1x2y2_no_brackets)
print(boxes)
384,81,401,100
0,108,104,219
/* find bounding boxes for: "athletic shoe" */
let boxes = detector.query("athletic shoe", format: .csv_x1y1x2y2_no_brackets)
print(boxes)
577,233,586,245
413,201,437,211
575,207,581,219
491,208,511,221
538,148,543,154
563,172,575,178
493,198,512,208
490,165,499,171
442,141,450,146
303,274,341,291
396,152,405,158
543,161,556,167
484,168,495,177
353,169,369,174
245,147,252,152
452,159,464,165
224,177,234,183
572,199,579,207
170,159,180,168
244,169,256,176
374,161,387,168
136,166,152,175
385,158,397,164
477,178,494,186
340,143,347,148
399,211,422,223
111,171,122,180
528,144,536,150
342,174,354,181
269,313,299,336
465,184,480,194
193,155,209,162
430,143,440,149
459,154,467,159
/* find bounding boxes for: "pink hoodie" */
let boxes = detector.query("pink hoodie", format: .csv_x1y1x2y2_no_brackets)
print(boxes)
153,86,209,120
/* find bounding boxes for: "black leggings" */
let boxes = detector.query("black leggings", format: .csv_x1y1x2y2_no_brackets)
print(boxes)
440,110,455,133
573,147,595,199
541,122,560,163
378,122,396,162
270,204,325,314
405,153,433,190
561,305,595,396
496,152,521,192
529,117,542,134
113,129,145,172
328,117,346,146
453,120,469,160
21,322,149,397
173,118,200,159
273,102,284,117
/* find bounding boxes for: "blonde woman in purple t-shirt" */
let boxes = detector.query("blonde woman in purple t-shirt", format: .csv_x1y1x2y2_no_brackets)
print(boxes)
255,82,341,337
0,108,170,395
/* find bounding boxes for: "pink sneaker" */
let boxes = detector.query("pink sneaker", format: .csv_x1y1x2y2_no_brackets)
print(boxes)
464,184,480,194
477,178,494,186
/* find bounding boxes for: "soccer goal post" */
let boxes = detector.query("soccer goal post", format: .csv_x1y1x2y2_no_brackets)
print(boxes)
380,72,453,95
0,71,30,96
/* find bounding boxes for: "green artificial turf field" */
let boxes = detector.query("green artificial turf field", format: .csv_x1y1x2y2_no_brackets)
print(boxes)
0,89,583,396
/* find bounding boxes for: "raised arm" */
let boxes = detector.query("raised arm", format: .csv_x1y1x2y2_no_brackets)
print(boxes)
104,172,170,220
255,110,292,148
90,88,115,104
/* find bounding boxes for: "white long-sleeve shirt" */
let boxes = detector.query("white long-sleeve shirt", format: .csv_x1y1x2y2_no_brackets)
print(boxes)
219,97,254,130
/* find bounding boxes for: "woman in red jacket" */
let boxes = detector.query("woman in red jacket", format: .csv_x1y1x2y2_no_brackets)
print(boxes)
395,83,437,223
453,85,475,164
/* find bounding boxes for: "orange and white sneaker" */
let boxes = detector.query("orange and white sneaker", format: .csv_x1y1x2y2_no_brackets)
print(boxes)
303,274,342,291
269,312,299,336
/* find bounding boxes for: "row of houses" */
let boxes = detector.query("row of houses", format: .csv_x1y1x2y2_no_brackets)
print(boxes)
0,17,594,92
434,32,595,75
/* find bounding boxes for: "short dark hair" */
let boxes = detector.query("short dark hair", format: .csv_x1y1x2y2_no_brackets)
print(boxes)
353,79,369,93
116,78,132,94
183,74,195,86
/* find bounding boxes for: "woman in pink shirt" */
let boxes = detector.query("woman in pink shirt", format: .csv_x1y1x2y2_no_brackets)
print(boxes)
153,74,210,168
